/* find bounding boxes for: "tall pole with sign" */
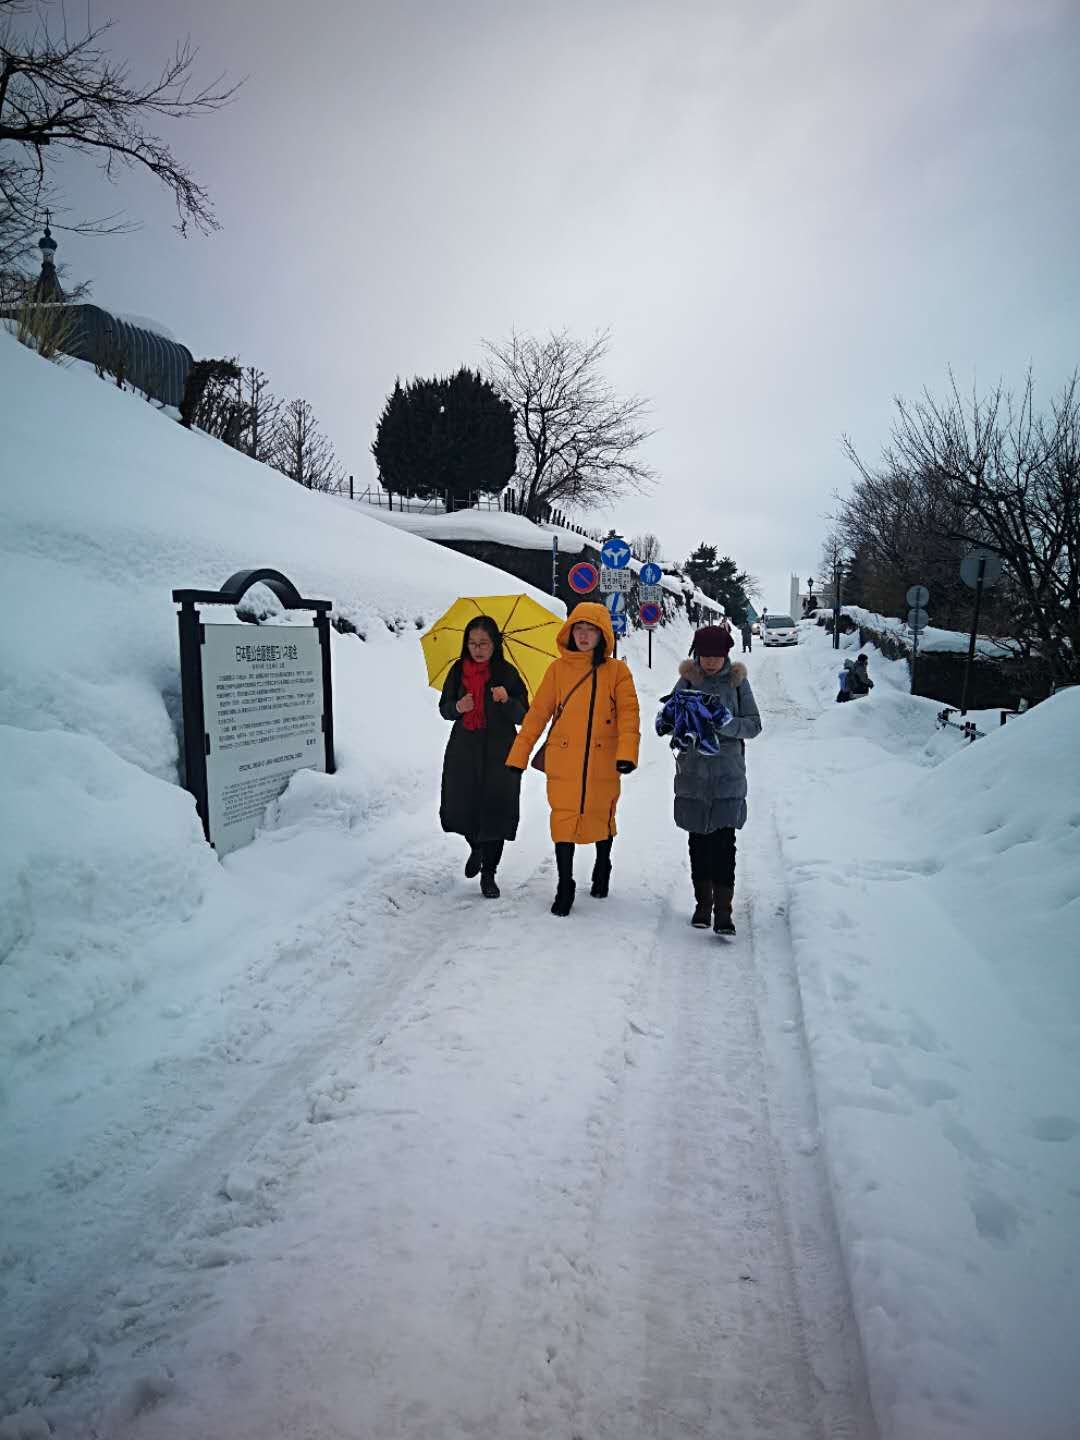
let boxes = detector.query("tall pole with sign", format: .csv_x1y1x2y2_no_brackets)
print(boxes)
599,534,632,659
958,549,1003,715
906,584,930,694
638,563,663,669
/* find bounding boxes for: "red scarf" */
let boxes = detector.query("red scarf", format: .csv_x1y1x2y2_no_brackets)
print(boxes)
460,658,490,730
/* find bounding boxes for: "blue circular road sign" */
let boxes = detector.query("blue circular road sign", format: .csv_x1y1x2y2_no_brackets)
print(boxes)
639,562,662,586
600,536,631,570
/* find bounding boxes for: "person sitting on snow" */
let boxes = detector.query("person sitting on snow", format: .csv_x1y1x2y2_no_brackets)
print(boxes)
844,653,874,698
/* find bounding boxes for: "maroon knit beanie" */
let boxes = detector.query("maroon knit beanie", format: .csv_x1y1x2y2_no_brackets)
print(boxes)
691,625,734,658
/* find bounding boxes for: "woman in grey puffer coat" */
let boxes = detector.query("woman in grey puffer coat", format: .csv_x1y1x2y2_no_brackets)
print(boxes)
665,625,762,935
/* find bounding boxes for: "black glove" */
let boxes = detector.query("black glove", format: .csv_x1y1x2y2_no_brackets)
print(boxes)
615,760,636,775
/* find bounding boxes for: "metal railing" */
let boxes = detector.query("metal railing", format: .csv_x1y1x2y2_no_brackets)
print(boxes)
936,706,1026,741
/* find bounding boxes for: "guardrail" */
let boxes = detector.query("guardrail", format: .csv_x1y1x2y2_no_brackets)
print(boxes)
936,706,1025,741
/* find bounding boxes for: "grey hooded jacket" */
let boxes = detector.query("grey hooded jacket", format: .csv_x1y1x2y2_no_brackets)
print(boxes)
668,657,762,833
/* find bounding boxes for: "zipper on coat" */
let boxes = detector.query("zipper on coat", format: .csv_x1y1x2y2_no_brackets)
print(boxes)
579,669,598,815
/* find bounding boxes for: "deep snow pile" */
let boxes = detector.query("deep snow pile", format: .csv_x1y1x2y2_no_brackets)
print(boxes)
837,604,1014,657
770,626,1080,1438
0,333,560,1060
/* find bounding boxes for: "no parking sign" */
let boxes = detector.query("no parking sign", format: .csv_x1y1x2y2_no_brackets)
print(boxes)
639,602,661,628
568,561,598,595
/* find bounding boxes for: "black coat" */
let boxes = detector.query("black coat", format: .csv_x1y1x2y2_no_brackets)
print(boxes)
439,659,528,842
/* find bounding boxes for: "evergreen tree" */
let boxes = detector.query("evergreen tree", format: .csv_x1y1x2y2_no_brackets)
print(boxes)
372,368,516,502
684,544,752,618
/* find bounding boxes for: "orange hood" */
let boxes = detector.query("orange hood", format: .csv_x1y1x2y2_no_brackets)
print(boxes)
557,601,616,658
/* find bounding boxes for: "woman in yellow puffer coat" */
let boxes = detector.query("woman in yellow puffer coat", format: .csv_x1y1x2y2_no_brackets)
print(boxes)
506,602,640,915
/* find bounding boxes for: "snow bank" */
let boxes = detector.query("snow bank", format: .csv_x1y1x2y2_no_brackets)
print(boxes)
773,623,1080,1439
840,604,1015,657
0,333,560,1058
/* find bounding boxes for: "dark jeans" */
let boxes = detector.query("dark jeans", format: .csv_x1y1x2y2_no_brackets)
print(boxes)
555,838,612,881
688,828,736,888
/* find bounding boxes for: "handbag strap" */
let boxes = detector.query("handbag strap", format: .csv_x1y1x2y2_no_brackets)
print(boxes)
544,668,592,744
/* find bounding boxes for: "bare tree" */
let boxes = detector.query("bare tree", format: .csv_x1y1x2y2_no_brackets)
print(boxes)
237,365,280,462
483,328,655,520
842,371,1080,682
630,531,662,563
270,398,343,493
0,0,238,268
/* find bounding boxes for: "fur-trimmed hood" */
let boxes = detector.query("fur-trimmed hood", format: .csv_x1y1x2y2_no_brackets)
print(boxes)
679,658,748,688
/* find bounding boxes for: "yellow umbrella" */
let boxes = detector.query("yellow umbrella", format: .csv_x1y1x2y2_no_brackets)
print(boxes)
421,594,564,702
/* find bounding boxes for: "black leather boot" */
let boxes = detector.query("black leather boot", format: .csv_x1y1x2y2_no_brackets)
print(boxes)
713,885,736,936
691,878,713,928
590,839,613,898
551,843,576,916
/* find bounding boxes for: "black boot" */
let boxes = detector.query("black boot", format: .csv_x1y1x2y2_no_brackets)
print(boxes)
479,840,502,898
590,838,613,898
691,878,713,928
551,843,576,916
713,885,736,936
464,840,482,879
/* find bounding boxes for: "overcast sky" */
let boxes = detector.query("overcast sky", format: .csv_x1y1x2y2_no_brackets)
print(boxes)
40,0,1080,610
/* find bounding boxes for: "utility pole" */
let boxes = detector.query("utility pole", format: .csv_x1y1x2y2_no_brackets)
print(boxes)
832,556,843,650
959,558,987,716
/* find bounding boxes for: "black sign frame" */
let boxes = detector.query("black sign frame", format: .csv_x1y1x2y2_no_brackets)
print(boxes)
172,568,336,848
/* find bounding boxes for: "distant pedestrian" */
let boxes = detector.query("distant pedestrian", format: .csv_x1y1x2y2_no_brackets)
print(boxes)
439,616,528,898
506,603,640,917
740,620,753,653
655,625,762,936
844,653,874,699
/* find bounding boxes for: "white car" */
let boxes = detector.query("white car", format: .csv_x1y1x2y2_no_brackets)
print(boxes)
761,614,799,646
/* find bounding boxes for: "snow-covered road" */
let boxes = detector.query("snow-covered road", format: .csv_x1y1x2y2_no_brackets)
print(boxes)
3,634,877,1439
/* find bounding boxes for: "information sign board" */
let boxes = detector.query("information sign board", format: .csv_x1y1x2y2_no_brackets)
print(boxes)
202,626,325,856
599,568,634,592
639,562,663,586
174,567,335,860
638,584,663,604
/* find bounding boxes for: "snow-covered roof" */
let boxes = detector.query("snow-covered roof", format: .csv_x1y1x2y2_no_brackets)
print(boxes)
352,502,588,554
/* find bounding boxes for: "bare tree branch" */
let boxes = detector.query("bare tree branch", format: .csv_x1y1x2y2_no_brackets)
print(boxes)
483,328,655,520
0,2,239,266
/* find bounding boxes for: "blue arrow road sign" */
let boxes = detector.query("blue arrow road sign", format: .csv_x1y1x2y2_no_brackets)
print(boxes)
600,536,631,569
611,612,628,636
605,591,626,616
639,562,662,586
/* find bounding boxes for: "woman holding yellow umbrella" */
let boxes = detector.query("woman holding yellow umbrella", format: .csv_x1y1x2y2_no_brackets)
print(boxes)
506,602,640,916
424,595,562,898
436,616,528,897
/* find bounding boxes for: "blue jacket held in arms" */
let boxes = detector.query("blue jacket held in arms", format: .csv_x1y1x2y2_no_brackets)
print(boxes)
657,657,762,833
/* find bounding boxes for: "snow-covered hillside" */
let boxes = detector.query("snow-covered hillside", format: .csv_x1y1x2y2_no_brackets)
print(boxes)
2,335,1078,1440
